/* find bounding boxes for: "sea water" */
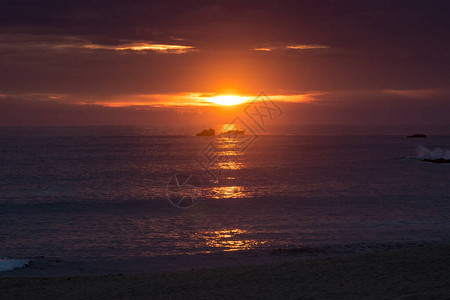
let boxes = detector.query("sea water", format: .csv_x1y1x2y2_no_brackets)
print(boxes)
0,126,449,274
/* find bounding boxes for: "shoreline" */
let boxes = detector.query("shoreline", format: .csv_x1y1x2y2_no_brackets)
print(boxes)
0,241,443,278
1,244,449,299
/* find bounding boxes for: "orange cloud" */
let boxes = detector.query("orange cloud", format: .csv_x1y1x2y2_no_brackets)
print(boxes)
0,34,197,54
252,44,329,51
87,93,210,107
286,44,329,50
82,43,197,53
87,92,322,107
253,47,275,51
0,91,324,108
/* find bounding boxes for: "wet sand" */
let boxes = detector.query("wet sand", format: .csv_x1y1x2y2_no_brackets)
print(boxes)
1,245,449,299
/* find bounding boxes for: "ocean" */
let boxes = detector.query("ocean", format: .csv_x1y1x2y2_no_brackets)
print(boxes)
0,126,449,275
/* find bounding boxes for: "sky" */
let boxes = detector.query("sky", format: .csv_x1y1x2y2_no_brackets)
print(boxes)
0,0,449,126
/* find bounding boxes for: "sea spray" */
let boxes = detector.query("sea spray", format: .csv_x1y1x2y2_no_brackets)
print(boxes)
416,146,450,160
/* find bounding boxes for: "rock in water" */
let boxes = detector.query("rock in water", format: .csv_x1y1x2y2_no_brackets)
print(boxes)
422,158,450,164
196,128,215,136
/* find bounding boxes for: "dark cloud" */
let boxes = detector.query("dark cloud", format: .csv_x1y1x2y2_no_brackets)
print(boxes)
2,1,449,48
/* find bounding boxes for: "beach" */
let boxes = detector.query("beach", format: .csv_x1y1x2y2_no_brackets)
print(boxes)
1,245,449,299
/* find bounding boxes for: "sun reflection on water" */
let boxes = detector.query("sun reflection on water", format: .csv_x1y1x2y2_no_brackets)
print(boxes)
216,161,244,170
214,134,245,171
200,130,257,199
209,186,252,199
201,229,266,252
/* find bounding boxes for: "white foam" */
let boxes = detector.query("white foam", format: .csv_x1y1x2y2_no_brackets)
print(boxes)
416,146,450,160
0,258,30,272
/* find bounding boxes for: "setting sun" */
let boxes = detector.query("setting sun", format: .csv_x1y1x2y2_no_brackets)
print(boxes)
209,95,249,105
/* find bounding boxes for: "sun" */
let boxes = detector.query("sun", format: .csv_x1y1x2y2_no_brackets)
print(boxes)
209,95,249,106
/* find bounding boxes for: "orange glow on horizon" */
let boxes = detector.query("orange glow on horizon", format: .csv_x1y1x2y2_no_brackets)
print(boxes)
82,92,318,108
208,95,249,106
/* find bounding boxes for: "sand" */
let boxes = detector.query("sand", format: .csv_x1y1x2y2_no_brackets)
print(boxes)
1,245,449,299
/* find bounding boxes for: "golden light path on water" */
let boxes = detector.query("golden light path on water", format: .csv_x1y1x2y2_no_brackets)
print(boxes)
198,129,264,251
209,186,249,199
201,133,255,199
201,229,267,252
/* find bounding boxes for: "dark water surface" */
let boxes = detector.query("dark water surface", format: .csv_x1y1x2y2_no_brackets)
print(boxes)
0,126,449,269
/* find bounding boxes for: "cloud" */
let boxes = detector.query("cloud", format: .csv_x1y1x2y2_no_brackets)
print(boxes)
84,92,324,107
1,88,450,126
87,93,209,107
82,43,197,53
285,44,329,50
382,89,442,98
0,34,197,54
0,91,323,109
0,92,70,101
0,96,206,126
252,47,274,52
6,89,445,111
252,44,329,52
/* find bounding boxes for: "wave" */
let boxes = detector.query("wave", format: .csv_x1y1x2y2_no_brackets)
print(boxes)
417,146,450,160
0,258,30,272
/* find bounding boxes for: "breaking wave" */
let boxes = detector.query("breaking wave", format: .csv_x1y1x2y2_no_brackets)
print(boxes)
0,258,30,272
416,146,450,160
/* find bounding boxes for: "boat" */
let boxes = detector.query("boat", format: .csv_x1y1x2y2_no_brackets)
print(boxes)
196,128,215,136
407,134,427,138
